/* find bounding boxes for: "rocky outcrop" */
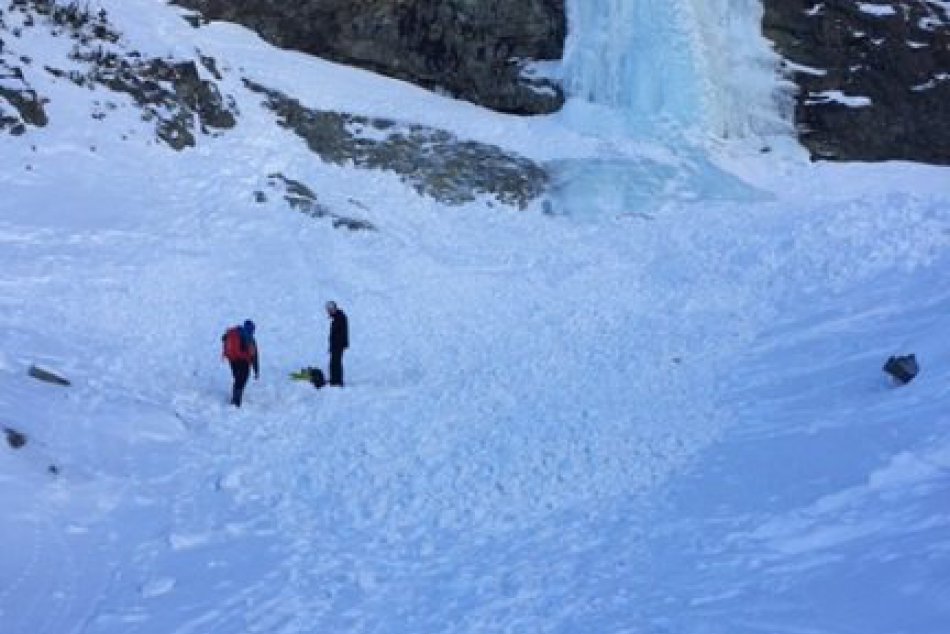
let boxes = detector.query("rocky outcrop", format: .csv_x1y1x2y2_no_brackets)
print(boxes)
10,0,945,171
175,0,565,115
245,79,548,208
48,52,237,150
764,0,950,164
2,0,237,149
177,1,947,164
0,65,48,134
0,8,48,134
256,173,376,231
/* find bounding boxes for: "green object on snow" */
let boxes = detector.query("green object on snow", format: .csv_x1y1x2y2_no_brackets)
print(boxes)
289,367,325,388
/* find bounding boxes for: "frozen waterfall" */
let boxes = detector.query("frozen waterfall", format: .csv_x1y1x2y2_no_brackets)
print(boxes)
550,0,793,217
561,0,792,140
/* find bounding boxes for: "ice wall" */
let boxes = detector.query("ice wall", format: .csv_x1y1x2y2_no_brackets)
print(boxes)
562,0,791,141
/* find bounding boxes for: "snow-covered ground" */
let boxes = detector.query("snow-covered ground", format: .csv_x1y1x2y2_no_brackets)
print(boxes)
1,1,949,633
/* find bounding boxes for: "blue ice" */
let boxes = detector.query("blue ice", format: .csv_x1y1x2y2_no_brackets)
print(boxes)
553,0,783,217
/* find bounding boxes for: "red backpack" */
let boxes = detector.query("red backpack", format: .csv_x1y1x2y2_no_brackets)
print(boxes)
223,327,250,361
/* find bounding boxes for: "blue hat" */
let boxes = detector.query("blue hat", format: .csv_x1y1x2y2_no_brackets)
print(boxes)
243,319,256,334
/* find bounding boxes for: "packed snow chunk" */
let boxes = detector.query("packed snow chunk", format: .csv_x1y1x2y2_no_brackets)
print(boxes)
867,446,950,492
140,577,177,598
857,3,898,17
920,15,946,31
783,60,829,77
168,532,212,551
805,90,873,107
911,73,950,92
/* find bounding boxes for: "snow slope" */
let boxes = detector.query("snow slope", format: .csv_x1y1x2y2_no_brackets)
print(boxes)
1,1,949,633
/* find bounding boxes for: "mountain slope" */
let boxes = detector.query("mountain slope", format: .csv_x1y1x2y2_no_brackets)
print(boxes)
1,2,949,633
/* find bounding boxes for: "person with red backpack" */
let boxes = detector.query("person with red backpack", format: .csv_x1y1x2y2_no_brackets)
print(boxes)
221,319,259,407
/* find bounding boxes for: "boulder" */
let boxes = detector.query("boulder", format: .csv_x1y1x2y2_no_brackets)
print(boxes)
28,364,70,386
883,354,918,385
4,427,27,449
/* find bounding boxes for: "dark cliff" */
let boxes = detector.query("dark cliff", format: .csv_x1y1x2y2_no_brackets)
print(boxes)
174,0,565,115
172,1,948,164
764,0,950,164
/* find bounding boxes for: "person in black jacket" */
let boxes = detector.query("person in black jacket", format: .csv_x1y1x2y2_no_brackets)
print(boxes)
326,301,349,386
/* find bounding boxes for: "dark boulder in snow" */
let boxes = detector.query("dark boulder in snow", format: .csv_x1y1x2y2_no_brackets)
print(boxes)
28,364,70,386
4,427,27,449
883,354,919,385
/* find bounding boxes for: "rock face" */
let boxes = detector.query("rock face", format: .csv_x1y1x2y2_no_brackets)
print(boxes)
178,1,947,164
1,0,237,149
174,0,565,115
0,7,49,134
7,0,946,177
257,173,377,231
764,0,950,164
245,79,548,208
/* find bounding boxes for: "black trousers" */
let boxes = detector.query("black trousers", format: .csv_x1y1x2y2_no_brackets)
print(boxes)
328,349,344,386
229,360,250,406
